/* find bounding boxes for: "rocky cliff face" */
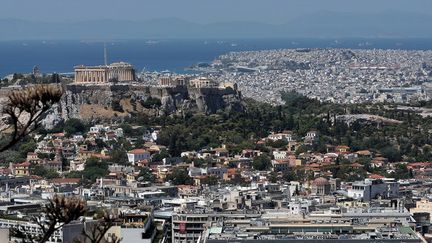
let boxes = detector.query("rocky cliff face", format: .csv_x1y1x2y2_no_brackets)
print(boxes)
49,83,243,124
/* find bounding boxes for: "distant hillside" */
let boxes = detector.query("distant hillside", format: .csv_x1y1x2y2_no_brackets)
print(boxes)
1,11,432,40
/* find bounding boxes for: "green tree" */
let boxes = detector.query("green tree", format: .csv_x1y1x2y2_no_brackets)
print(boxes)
268,172,278,183
45,169,60,179
30,164,59,179
137,167,155,183
31,164,47,177
109,149,128,165
83,157,109,182
295,145,308,156
64,118,86,135
152,149,170,162
111,99,124,112
201,175,219,186
141,97,162,109
0,150,25,163
94,139,107,150
18,139,37,157
65,171,83,179
252,155,271,171
380,146,402,162
119,124,134,137
166,168,193,185
388,163,413,180
282,170,298,182
266,139,288,149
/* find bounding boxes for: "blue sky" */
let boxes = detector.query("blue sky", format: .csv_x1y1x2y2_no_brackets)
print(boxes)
2,0,432,24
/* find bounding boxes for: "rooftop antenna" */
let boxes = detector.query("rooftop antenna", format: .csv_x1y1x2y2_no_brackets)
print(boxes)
104,43,108,66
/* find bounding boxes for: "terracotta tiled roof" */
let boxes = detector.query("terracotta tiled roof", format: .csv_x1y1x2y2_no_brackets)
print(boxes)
351,163,363,168
128,149,147,154
15,161,30,167
226,168,238,175
356,150,372,156
51,178,80,184
369,173,385,179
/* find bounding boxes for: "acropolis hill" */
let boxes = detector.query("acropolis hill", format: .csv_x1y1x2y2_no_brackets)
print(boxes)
46,62,244,123
60,83,242,120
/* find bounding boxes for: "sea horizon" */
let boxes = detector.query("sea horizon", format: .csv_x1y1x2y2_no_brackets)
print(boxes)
1,37,432,78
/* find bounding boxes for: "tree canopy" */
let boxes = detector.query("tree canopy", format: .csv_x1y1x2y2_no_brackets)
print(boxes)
166,168,193,185
252,155,271,171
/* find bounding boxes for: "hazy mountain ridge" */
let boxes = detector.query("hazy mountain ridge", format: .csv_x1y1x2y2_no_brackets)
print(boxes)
1,11,431,40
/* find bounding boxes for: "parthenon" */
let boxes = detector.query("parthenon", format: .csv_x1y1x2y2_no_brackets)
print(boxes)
74,62,135,83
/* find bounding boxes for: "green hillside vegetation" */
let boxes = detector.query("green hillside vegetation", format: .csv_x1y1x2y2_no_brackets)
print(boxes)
138,91,432,163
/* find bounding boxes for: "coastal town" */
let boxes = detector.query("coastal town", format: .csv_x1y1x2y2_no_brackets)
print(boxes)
184,48,432,104
0,0,432,243
3,0,432,242
0,58,432,243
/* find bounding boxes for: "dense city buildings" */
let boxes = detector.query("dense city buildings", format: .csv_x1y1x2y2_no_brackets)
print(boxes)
0,113,431,242
185,49,432,104
2,51,432,242
2,38,432,243
3,0,432,242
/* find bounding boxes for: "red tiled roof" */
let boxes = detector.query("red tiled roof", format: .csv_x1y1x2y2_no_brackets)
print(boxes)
52,133,65,137
351,163,363,168
15,161,30,167
408,162,432,167
93,154,111,160
356,150,372,156
369,173,385,179
336,145,350,149
51,178,80,184
274,160,289,164
0,168,11,174
307,163,320,168
226,168,238,175
128,149,147,154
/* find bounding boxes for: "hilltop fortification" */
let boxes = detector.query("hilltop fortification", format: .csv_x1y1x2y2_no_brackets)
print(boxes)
56,83,243,123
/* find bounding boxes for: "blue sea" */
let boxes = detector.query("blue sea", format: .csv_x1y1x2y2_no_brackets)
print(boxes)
1,38,432,77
